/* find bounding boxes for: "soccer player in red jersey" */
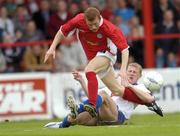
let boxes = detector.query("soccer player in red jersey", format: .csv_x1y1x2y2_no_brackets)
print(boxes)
44,7,130,117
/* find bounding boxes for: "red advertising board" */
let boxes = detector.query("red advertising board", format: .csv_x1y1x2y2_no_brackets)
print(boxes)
0,76,50,119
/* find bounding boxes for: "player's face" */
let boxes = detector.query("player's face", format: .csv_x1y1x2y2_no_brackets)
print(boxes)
126,66,141,84
85,16,100,32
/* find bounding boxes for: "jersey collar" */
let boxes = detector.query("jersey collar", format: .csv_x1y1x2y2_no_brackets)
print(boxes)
99,16,103,27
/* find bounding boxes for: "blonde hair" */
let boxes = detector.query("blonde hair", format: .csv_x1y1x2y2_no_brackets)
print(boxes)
128,62,142,76
84,7,100,21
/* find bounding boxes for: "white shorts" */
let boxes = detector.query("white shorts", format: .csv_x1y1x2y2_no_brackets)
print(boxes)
96,51,117,79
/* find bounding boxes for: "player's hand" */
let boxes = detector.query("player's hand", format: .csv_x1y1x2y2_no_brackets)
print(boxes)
44,47,56,63
118,70,129,87
72,70,83,82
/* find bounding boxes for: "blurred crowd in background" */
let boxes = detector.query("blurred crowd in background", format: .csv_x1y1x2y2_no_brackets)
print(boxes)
0,0,179,73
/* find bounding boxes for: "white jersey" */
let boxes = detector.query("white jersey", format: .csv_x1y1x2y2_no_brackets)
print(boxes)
98,84,150,119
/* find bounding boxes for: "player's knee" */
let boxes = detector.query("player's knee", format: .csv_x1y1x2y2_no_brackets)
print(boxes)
85,67,95,73
109,85,124,96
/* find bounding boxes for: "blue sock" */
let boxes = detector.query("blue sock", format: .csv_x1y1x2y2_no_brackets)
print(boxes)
77,103,85,113
77,95,103,113
96,95,103,109
60,116,71,128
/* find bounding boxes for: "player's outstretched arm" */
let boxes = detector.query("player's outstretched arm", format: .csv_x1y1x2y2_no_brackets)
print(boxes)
119,49,129,86
44,30,65,63
72,71,88,96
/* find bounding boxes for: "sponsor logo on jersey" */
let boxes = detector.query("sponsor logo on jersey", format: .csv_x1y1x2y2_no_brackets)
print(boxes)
87,40,99,46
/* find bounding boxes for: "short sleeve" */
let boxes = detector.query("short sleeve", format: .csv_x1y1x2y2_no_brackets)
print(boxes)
105,21,129,52
60,13,83,37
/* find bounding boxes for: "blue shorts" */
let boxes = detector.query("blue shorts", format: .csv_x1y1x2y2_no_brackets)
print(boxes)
81,95,126,124
117,110,126,124
97,110,126,125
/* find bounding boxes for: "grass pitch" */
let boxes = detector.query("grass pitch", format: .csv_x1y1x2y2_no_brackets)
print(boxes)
0,113,180,136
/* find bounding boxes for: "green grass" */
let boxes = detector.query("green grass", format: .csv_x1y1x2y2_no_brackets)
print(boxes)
0,113,180,136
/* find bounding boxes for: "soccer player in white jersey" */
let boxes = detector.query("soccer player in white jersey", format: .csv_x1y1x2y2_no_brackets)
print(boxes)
44,63,163,128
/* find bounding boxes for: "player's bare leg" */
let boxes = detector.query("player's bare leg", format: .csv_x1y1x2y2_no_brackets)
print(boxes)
76,112,97,126
98,91,118,122
101,67,125,96
85,56,111,73
84,56,111,117
101,67,149,104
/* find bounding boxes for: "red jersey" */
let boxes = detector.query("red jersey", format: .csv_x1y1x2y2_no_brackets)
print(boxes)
60,13,128,60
